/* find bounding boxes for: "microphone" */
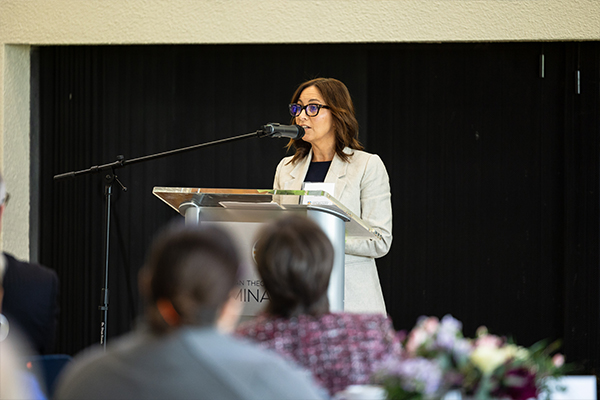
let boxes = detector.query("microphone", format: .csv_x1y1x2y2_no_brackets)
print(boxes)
259,123,305,139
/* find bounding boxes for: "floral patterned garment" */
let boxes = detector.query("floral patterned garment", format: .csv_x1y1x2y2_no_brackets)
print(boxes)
235,312,402,396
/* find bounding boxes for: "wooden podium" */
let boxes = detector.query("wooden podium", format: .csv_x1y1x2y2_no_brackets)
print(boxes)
153,187,381,315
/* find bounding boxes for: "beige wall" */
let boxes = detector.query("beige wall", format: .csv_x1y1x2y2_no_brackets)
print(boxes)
2,1,600,44
1,0,599,259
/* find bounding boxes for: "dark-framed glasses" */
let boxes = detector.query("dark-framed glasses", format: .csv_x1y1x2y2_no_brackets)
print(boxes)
289,103,330,117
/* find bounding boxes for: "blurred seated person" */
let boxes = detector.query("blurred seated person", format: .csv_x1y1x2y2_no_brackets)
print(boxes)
0,171,59,355
54,223,326,400
1,258,47,400
235,216,402,396
0,332,47,400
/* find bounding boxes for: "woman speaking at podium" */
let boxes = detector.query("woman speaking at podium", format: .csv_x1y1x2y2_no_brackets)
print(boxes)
273,78,393,314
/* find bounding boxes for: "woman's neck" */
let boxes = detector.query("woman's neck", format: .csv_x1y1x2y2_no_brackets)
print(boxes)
311,145,335,162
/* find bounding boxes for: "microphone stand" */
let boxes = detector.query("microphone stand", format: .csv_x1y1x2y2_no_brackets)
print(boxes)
54,129,273,349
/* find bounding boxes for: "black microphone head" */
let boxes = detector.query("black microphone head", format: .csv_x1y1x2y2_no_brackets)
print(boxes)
259,123,305,140
294,124,305,139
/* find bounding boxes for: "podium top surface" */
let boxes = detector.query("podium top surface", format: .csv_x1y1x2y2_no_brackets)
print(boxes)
152,187,381,240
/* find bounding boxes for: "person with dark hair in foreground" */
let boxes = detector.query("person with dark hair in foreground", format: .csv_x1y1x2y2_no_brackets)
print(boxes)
236,216,401,397
54,224,326,400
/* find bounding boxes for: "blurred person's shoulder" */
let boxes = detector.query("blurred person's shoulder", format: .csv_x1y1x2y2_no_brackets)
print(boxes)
0,334,46,399
3,252,58,283
182,328,328,399
326,312,394,330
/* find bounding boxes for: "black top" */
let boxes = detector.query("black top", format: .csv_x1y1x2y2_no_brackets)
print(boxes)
304,161,332,183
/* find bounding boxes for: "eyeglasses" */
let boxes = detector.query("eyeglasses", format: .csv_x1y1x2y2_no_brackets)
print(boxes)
289,103,330,117
1,193,8,206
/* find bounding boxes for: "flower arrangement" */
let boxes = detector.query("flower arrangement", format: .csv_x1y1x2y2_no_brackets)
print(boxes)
371,315,570,400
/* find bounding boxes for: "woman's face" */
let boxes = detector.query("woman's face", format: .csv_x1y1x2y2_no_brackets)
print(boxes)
295,86,335,150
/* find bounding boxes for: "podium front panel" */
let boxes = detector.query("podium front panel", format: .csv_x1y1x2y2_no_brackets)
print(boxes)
179,204,345,316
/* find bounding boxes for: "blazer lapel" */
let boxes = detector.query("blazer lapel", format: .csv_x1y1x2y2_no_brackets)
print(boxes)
325,148,349,200
285,150,312,190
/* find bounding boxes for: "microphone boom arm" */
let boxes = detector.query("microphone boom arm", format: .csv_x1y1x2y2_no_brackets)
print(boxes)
53,128,264,349
54,131,262,181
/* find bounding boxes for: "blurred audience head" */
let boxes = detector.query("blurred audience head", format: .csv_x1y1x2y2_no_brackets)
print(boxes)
255,216,334,318
139,223,240,334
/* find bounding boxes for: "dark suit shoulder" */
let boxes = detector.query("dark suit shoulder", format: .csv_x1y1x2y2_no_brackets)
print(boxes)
2,252,59,354
4,252,58,283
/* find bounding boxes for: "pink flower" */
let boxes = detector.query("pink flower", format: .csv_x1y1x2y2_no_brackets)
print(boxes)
552,353,565,368
475,333,503,349
406,328,428,354
422,317,440,334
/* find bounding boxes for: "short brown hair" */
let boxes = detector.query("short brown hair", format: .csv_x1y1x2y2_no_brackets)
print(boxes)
142,224,240,333
255,216,334,318
287,78,363,163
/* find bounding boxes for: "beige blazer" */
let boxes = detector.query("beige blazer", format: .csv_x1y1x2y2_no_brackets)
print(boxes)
274,147,393,314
